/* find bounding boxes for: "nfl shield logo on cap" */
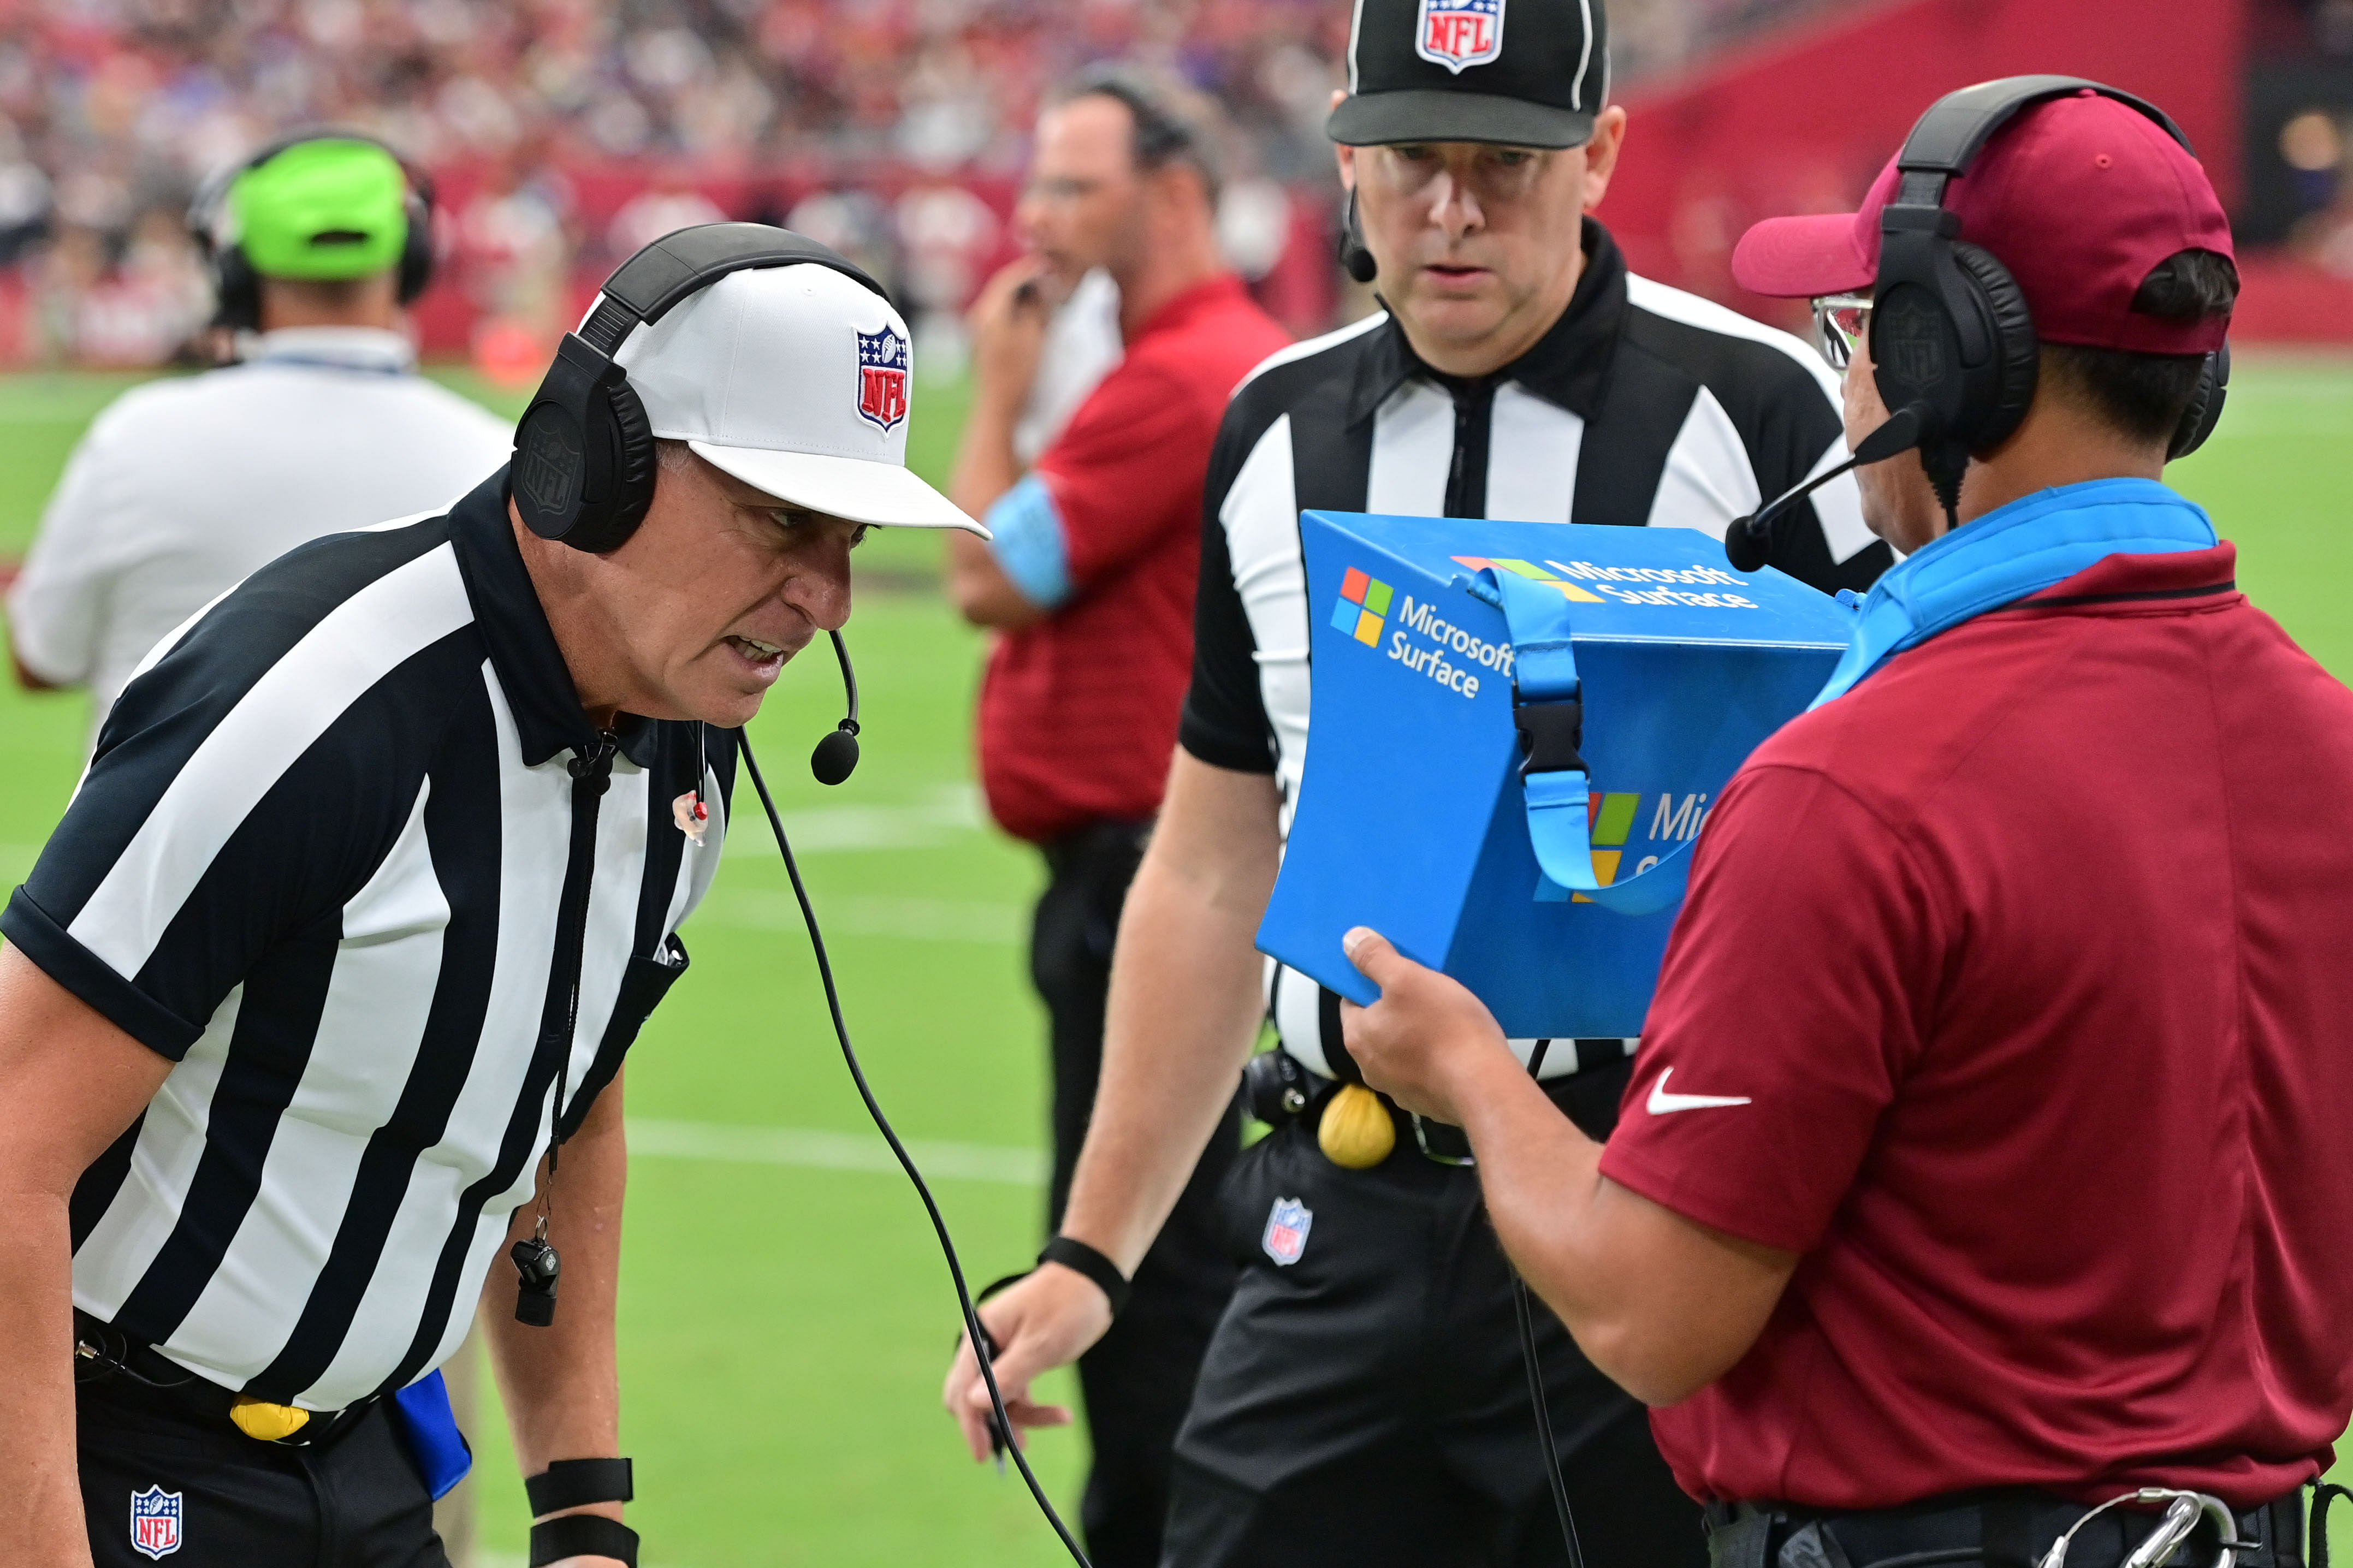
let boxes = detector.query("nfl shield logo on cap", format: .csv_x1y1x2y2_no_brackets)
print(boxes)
855,325,910,433
1262,1197,1313,1266
1416,0,1505,72
129,1486,182,1560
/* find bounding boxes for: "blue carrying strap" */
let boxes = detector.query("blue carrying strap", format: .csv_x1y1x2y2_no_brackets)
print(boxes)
1809,478,2219,710
1471,568,1696,916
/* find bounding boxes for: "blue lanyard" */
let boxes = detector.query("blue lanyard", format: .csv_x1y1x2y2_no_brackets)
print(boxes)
1810,478,2219,710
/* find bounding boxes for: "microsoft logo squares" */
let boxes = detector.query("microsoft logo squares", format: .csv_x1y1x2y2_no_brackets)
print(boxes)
1331,566,1394,647
1260,510,1852,1038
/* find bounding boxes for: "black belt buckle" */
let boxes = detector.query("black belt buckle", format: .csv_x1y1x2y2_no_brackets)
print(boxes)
1411,1114,1474,1166
1513,694,1586,779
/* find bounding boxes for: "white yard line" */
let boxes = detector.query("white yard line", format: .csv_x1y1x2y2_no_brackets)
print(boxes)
691,889,1023,945
627,1117,1046,1186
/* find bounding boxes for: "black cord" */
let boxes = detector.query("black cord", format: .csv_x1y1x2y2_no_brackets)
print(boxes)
736,732,1093,1568
1511,1273,1586,1568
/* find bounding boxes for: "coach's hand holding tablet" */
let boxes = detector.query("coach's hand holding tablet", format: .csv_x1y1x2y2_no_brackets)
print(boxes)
1340,79,2353,1568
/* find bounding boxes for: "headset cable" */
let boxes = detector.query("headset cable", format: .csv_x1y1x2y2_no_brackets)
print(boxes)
737,732,1094,1568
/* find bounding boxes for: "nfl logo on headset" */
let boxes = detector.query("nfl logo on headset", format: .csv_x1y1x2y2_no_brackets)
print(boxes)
129,1486,182,1560
855,326,910,433
1416,0,1505,72
1262,1197,1313,1266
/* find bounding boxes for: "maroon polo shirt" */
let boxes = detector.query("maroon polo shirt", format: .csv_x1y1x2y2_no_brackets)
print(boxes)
977,276,1289,844
1600,543,2353,1511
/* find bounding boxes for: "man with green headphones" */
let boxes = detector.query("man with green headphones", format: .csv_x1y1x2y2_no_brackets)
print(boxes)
8,132,512,749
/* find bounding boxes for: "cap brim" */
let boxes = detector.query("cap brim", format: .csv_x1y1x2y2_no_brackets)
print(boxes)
1327,91,1593,150
1730,212,1874,299
689,441,989,537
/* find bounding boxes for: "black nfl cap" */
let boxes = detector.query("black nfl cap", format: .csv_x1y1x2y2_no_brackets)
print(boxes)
1327,0,1610,149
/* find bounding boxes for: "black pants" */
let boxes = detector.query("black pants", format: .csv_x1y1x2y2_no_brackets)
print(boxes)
1034,821,1242,1568
1164,1060,1708,1568
76,1356,448,1567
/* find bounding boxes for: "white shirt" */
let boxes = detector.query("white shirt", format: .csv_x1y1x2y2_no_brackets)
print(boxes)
1012,268,1124,466
8,328,515,741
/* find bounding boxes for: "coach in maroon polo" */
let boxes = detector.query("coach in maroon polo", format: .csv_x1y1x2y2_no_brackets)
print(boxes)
1336,81,2353,1568
940,67,1289,1568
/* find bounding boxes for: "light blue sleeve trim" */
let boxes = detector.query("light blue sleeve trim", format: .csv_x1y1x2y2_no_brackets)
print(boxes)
984,474,1075,611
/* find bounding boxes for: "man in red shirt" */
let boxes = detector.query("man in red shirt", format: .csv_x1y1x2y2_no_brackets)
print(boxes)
1338,80,2353,1567
942,67,1290,1568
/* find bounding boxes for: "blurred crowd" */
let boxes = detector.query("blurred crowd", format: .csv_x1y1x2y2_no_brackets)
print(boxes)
0,0,1871,367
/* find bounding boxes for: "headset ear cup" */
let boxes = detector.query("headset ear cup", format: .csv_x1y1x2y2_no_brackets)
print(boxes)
604,377,658,542
214,246,262,332
1950,242,2039,455
558,377,659,554
2169,341,2230,461
396,192,435,305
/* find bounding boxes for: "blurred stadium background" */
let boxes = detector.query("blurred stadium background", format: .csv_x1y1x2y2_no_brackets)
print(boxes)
2,0,2351,1564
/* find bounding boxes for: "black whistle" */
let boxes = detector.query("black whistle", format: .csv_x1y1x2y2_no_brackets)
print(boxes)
512,1237,561,1327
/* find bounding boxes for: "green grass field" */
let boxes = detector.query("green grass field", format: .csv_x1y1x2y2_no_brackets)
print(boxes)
4,356,2351,1565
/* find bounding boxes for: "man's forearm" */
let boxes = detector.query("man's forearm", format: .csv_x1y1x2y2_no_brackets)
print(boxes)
1454,1049,1797,1405
482,1077,628,1484
0,1192,94,1564
1454,1053,1614,1322
1059,764,1281,1273
946,394,1022,523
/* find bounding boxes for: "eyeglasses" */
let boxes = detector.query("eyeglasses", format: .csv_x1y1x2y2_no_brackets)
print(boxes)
1812,294,1872,372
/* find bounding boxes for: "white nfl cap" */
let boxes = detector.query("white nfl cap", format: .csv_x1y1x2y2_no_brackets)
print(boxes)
612,264,984,534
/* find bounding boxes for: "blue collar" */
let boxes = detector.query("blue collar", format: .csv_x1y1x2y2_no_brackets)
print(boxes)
1810,477,2218,709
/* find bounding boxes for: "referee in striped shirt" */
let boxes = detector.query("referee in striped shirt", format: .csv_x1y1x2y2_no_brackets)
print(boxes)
945,2,1893,1564
0,234,980,1567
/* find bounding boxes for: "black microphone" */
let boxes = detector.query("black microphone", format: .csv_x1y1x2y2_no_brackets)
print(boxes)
810,628,861,786
1723,405,1925,573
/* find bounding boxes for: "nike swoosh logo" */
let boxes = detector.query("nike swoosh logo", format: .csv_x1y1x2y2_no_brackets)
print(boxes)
1645,1067,1753,1115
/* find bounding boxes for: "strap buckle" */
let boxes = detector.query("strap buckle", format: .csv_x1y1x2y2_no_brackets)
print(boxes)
1513,694,1586,779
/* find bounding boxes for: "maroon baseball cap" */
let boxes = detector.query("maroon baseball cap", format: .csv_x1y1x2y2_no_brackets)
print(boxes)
1733,88,2233,354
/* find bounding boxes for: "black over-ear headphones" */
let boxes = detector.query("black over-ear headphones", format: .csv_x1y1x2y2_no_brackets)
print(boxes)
188,129,437,334
511,222,888,555
1870,74,2231,515
513,221,887,783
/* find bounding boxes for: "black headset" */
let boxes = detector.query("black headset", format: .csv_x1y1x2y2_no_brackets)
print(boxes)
511,222,889,555
188,129,437,334
1870,74,2231,516
513,222,888,782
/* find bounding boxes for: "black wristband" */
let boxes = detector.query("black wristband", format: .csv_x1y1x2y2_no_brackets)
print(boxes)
529,1513,638,1567
1039,1235,1131,1318
525,1457,635,1517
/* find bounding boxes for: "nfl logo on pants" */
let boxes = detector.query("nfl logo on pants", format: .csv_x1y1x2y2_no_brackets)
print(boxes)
129,1485,182,1560
1263,1197,1313,1267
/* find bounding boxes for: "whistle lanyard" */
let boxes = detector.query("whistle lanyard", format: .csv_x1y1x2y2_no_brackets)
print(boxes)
515,728,617,1327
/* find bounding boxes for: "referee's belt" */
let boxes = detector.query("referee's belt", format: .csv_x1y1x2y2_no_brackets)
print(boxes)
1703,1488,2306,1568
1301,1035,1634,1087
73,1310,370,1447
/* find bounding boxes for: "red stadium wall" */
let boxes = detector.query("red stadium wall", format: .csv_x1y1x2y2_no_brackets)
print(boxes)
1596,0,2352,344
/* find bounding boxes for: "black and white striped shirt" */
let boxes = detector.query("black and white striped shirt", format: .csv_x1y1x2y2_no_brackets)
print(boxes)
3,470,731,1410
1179,219,1893,1081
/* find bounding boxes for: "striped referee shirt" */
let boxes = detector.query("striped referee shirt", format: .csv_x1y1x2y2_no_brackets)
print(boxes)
3,470,732,1410
1179,219,1894,1082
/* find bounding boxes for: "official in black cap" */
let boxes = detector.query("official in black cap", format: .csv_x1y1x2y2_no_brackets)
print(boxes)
943,1,1891,1564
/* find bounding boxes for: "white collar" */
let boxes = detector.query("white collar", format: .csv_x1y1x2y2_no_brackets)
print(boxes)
246,327,418,375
